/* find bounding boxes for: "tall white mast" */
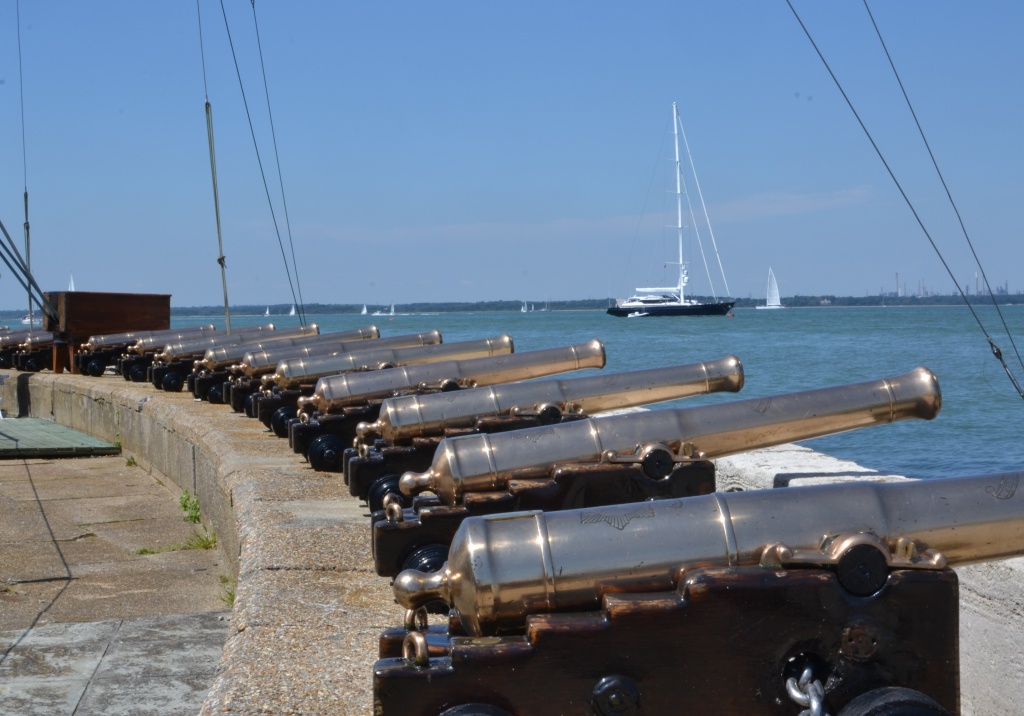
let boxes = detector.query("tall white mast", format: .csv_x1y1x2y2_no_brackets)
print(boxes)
672,101,687,300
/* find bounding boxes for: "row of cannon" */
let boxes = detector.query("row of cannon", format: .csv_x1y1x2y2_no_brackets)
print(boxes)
0,327,57,371
62,320,1022,715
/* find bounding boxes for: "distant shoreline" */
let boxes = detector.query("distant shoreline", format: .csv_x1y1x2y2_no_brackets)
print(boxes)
2,294,1018,320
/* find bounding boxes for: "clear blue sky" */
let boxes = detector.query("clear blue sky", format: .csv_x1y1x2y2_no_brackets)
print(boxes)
1,2,1021,310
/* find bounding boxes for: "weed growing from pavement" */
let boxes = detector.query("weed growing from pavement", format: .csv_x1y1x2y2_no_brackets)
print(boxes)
135,528,217,555
218,574,236,606
125,455,138,467
180,490,201,523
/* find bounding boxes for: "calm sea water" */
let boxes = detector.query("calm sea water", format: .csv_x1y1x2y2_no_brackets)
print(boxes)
175,306,1024,480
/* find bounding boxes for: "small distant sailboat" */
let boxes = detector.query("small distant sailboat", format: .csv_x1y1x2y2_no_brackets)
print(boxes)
68,274,75,291
521,302,528,313
755,268,785,310
360,304,367,315
265,306,270,316
289,304,296,316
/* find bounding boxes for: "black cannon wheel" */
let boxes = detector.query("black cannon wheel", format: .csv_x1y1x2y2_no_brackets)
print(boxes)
401,543,449,574
206,384,224,404
271,407,297,438
307,434,347,472
837,687,951,716
129,364,148,382
367,474,405,513
24,358,43,372
162,372,184,392
85,359,106,377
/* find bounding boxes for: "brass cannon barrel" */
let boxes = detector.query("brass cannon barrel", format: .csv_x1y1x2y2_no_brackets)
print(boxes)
359,356,744,444
263,335,516,391
240,330,439,378
400,367,941,505
200,326,377,371
298,340,607,414
83,325,217,352
156,325,318,362
395,470,1024,636
0,329,37,348
21,331,55,348
132,323,275,355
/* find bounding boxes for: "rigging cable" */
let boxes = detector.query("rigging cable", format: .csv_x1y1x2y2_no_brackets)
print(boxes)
860,0,1024,387
676,112,731,297
197,0,233,333
249,0,306,323
217,0,305,326
786,0,1024,401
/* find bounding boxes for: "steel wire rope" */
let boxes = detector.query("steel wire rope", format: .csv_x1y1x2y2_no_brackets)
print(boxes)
674,119,718,301
217,0,304,326
786,0,1024,401
0,217,55,318
249,0,306,324
860,0,1024,384
676,111,731,298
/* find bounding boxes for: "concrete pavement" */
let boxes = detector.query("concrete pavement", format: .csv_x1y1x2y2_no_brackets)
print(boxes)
0,453,231,715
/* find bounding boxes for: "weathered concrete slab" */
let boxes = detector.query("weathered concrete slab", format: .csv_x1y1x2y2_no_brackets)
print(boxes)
0,447,231,716
0,613,230,716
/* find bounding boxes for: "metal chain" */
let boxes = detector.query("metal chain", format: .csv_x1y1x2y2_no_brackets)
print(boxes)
786,665,830,716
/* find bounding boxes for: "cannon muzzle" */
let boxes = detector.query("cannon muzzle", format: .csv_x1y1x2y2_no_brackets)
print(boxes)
396,470,1024,635
299,340,606,414
400,367,941,505
358,356,744,444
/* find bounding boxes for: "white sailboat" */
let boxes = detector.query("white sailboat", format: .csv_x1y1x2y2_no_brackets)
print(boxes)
756,268,784,310
265,306,270,316
289,304,296,316
360,304,367,315
607,102,734,318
